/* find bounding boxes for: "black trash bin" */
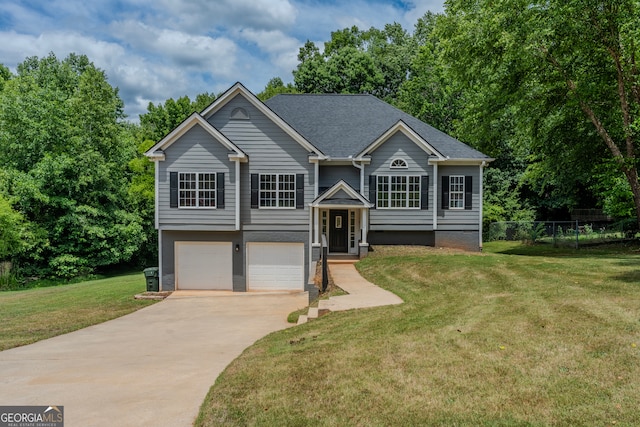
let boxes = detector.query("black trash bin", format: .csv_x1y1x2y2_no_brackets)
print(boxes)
143,267,159,292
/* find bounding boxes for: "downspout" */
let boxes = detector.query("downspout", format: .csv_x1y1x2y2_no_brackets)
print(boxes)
479,161,486,250
154,160,160,229
432,162,438,230
351,157,364,195
158,230,163,291
308,206,313,273
235,159,241,231
314,161,319,198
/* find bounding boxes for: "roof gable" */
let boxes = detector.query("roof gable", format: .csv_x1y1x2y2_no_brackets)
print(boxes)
356,120,445,160
144,113,246,161
201,82,324,157
311,180,372,208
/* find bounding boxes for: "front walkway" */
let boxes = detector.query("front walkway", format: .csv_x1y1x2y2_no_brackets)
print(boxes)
321,260,404,310
299,260,403,323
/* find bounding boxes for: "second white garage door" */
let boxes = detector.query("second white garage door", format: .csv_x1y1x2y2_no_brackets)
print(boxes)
246,242,304,291
175,242,233,290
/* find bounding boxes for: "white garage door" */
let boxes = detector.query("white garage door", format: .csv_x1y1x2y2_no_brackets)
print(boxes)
175,242,233,290
247,242,304,291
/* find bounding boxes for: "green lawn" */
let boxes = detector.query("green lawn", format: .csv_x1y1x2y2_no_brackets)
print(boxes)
0,273,157,351
196,242,640,426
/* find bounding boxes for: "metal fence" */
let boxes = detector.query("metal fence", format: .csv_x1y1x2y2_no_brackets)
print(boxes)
485,220,635,248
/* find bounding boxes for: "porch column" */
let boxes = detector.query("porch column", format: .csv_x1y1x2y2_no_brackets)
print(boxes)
361,209,368,245
314,206,320,245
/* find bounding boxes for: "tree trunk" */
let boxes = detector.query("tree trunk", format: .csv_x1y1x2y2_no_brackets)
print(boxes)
623,167,640,232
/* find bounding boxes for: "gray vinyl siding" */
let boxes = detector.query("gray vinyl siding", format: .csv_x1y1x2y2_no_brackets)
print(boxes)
438,165,480,231
208,94,314,227
365,132,434,230
319,165,360,192
158,125,236,229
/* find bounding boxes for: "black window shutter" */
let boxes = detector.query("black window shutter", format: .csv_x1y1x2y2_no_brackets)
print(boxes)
369,175,376,209
216,172,225,209
296,174,304,209
251,174,259,209
421,176,429,210
170,172,178,208
465,175,473,210
441,175,449,210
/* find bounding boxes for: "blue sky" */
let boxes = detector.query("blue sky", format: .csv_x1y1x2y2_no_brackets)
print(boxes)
0,0,445,120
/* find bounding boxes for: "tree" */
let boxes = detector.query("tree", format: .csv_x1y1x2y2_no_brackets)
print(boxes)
257,77,298,101
293,34,384,95
439,0,640,224
0,53,144,277
293,25,418,100
363,23,417,102
0,193,32,262
139,93,216,143
397,12,461,134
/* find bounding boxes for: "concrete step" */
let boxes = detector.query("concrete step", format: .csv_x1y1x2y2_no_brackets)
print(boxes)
307,307,319,319
327,258,358,264
296,314,308,325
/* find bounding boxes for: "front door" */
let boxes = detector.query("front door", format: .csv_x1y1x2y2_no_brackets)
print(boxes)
329,210,348,252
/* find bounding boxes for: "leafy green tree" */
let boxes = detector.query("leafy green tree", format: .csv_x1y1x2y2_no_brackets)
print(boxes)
0,53,144,278
294,34,384,95
139,93,216,142
293,24,418,100
0,64,10,91
397,12,460,134
0,194,32,262
362,23,417,102
257,77,298,101
439,0,640,225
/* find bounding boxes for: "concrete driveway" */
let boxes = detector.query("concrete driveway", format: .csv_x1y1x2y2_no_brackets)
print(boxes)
0,291,308,426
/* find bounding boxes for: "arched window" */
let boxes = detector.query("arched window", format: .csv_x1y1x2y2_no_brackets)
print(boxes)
390,158,408,169
230,107,249,120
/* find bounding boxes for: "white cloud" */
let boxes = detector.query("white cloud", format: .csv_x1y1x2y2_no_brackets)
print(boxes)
110,21,238,76
238,29,300,75
0,30,125,73
156,0,297,32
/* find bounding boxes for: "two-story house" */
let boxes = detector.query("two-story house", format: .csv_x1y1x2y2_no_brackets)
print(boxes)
145,82,492,296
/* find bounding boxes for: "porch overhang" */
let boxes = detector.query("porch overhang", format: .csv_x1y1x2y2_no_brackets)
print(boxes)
313,200,373,209
310,179,373,209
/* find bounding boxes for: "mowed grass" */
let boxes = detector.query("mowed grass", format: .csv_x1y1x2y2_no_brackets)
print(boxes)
196,242,640,426
0,273,157,350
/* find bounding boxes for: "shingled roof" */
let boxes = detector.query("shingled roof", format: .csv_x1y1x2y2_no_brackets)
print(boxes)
265,93,489,160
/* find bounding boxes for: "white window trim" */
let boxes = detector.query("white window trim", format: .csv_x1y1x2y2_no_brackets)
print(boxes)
377,175,421,209
389,158,408,169
449,175,465,210
178,172,217,209
259,173,296,209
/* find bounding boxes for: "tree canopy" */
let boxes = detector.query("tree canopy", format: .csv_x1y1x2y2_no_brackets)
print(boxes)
439,0,640,223
0,53,144,278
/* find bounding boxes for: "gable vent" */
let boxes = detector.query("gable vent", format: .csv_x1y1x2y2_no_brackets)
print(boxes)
230,107,249,120
390,158,408,169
